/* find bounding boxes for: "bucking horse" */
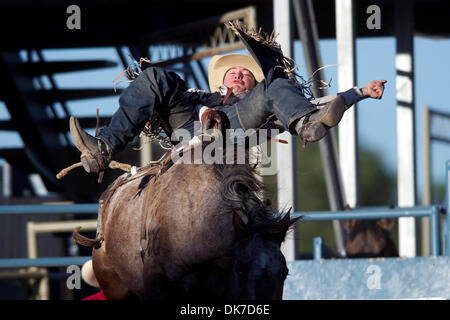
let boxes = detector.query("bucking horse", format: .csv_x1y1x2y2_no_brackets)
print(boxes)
70,131,298,300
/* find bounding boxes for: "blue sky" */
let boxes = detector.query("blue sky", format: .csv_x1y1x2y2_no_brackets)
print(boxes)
300,36,450,197
0,36,448,201
299,36,450,199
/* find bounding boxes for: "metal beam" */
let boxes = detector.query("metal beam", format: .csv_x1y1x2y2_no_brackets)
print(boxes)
293,0,347,255
139,6,257,45
395,0,417,257
0,117,111,132
27,60,117,76
274,0,297,262
290,205,442,257
2,2,450,50
0,204,98,215
422,106,431,256
0,52,109,201
335,0,358,210
0,52,72,191
447,160,450,256
40,88,122,104
0,53,59,164
0,257,91,269
146,43,245,68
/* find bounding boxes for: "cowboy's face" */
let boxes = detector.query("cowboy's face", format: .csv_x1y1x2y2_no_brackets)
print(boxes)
223,66,256,95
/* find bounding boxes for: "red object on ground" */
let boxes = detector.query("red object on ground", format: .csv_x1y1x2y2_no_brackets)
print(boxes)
82,290,106,300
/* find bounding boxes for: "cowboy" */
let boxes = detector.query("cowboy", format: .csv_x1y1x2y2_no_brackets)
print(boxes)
70,25,386,174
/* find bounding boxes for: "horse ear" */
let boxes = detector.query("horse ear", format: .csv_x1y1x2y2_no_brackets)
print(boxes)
233,209,249,237
281,208,291,225
342,206,354,231
344,219,356,231
377,218,395,230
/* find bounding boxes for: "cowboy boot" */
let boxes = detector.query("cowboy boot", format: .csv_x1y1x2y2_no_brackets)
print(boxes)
296,95,346,146
227,21,290,84
69,116,113,173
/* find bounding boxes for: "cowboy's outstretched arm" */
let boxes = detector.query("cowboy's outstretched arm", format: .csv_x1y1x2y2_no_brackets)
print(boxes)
310,80,387,108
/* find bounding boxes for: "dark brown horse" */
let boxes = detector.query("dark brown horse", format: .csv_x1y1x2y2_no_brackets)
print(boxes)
74,143,297,300
344,218,398,258
300,218,399,260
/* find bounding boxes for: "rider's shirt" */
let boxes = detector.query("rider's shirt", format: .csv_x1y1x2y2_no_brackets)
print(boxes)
185,85,365,127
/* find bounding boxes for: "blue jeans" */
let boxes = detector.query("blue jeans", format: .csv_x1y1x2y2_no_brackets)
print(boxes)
98,67,315,152
215,77,314,132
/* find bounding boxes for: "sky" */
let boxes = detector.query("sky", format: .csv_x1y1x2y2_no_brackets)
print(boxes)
297,36,450,201
0,35,449,203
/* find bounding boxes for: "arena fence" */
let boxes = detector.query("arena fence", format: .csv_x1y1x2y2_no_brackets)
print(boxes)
0,161,448,299
283,160,450,299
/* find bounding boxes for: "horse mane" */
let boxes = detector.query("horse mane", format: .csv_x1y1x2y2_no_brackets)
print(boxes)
212,161,299,244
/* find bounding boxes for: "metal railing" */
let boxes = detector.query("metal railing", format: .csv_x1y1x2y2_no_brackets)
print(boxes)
0,203,98,270
0,159,448,280
295,205,443,259
293,160,450,259
0,204,98,215
0,257,91,269
0,204,98,299
446,160,450,255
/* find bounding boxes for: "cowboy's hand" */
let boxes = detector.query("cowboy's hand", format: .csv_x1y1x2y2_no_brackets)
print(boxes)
362,80,387,99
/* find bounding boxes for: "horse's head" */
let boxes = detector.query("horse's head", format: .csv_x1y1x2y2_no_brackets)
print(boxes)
212,161,300,300
228,233,288,299
225,209,294,299
344,218,398,258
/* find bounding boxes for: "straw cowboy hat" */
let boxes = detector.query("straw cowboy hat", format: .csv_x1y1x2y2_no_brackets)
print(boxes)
208,54,264,92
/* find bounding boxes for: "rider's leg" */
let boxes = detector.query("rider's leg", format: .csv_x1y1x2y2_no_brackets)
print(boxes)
70,67,195,173
99,67,194,151
213,78,346,144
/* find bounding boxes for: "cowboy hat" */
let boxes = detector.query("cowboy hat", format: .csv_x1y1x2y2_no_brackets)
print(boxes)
208,54,264,92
